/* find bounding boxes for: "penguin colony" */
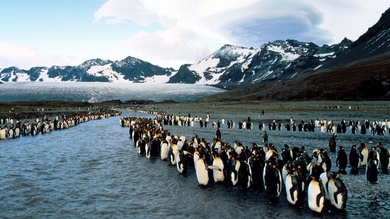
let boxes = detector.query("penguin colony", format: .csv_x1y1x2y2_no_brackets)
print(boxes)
133,110,390,136
0,110,121,140
120,114,390,216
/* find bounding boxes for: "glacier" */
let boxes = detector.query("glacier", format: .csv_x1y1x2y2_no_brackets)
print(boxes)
0,82,225,103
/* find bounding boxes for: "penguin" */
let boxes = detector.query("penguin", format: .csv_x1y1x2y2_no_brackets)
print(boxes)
377,142,389,174
192,148,200,164
212,155,225,183
265,148,278,161
282,162,293,186
285,168,303,208
359,143,369,166
368,146,380,169
349,145,360,174
177,150,192,174
336,146,348,174
150,137,160,158
196,156,209,186
238,160,252,191
169,143,179,166
319,171,331,202
319,149,332,172
327,172,348,214
177,138,184,151
366,158,378,184
160,140,169,161
196,154,222,186
264,159,282,204
136,139,146,154
308,163,325,214
231,159,241,186
0,126,6,140
329,133,337,153
213,140,222,155
251,153,265,191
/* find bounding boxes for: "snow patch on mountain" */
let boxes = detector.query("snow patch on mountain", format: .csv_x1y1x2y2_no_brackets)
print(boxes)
86,64,128,82
189,57,220,74
38,68,61,82
267,45,300,61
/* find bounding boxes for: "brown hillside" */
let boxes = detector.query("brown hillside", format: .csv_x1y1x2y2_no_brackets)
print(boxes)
198,55,390,102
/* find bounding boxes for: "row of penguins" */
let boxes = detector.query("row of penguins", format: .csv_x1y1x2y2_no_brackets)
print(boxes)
0,110,121,140
126,109,390,136
120,116,352,215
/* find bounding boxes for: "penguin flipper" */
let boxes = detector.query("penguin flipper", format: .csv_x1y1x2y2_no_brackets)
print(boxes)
208,165,222,171
289,187,296,202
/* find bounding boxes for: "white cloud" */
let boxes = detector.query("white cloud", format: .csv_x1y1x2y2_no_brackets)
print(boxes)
0,41,85,69
122,26,212,64
94,0,176,26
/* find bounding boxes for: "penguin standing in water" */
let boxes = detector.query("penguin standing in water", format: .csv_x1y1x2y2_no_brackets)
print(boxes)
169,140,179,166
264,158,282,204
212,154,225,183
196,154,222,186
196,155,209,186
366,150,379,184
136,139,146,154
160,140,169,161
327,172,348,214
349,145,360,175
147,136,160,159
177,150,192,174
308,163,325,214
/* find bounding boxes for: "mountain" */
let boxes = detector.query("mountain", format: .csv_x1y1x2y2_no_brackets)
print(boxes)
0,39,351,85
168,39,352,86
0,57,174,83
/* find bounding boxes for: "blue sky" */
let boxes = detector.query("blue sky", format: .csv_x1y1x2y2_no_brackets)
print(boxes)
1,0,389,69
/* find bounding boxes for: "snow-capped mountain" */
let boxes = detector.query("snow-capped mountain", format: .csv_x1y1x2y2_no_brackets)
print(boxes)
1,7,389,86
0,39,351,85
169,39,351,85
0,56,174,83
